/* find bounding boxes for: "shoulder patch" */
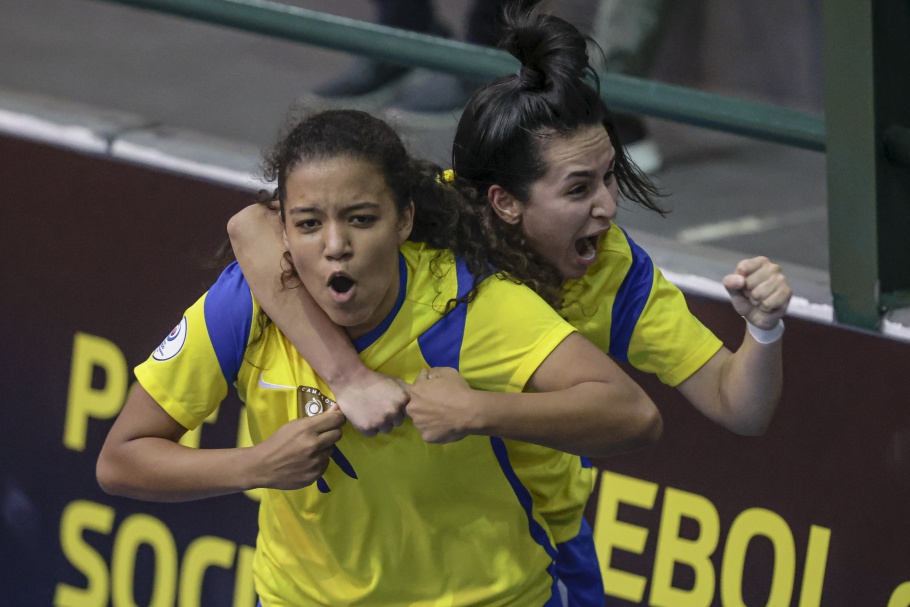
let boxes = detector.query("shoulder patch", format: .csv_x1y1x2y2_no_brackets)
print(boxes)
153,316,188,361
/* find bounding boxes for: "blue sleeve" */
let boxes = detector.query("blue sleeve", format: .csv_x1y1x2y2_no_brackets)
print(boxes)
203,261,254,384
609,229,654,362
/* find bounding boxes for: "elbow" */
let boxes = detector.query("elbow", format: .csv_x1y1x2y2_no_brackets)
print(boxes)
636,400,664,446
226,204,259,251
96,453,122,497
731,414,772,437
726,398,780,436
226,209,247,249
95,456,118,496
588,397,663,458
96,448,134,498
227,203,273,249
618,396,663,453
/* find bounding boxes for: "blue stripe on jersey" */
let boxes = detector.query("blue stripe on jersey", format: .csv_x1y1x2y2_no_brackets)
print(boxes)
490,437,559,561
544,562,562,607
555,518,604,606
608,229,654,363
416,256,473,369
203,261,253,384
315,446,358,493
353,253,407,353
330,446,357,479
580,456,592,469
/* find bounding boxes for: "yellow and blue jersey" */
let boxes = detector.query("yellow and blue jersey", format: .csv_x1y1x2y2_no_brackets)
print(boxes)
136,241,596,607
546,227,723,605
563,226,723,386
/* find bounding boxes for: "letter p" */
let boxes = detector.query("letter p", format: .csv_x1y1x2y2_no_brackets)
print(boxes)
63,332,128,451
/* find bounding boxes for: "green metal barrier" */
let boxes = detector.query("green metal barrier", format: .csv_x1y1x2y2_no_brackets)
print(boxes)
99,0,910,332
101,0,824,152
884,126,910,171
823,0,910,329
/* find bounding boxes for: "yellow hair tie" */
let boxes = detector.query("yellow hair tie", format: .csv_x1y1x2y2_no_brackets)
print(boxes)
442,169,456,184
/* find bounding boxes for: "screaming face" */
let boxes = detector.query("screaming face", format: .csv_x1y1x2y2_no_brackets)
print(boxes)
520,125,618,280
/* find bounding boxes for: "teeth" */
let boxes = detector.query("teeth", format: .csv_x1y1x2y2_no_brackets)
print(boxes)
576,236,597,261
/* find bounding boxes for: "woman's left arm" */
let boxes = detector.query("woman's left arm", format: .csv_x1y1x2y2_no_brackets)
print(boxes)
677,256,792,435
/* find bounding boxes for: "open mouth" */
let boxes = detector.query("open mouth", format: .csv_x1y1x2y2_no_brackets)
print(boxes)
574,235,599,262
328,273,355,294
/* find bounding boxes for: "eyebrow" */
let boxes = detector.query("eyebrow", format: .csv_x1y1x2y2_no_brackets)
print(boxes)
564,169,596,181
287,201,382,215
562,157,617,181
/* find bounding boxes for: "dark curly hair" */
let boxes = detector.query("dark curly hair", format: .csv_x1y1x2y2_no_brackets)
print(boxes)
261,109,513,310
450,7,665,309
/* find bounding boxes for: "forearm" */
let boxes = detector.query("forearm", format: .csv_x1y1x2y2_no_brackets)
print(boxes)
97,383,267,502
709,254,790,434
228,203,367,386
467,382,662,457
97,438,259,503
717,327,783,435
257,273,368,387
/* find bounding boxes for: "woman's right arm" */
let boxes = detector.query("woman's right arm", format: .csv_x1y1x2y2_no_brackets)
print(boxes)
228,204,409,436
408,332,662,457
96,383,344,502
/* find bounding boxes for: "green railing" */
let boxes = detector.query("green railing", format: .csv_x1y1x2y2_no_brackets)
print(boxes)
99,0,910,332
822,0,910,329
100,0,825,151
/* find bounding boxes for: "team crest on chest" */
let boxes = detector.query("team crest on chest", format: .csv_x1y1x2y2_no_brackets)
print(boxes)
297,386,335,417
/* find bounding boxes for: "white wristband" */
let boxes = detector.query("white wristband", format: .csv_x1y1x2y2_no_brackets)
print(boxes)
746,319,785,344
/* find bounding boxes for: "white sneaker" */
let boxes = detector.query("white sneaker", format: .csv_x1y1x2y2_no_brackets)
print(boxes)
625,138,663,174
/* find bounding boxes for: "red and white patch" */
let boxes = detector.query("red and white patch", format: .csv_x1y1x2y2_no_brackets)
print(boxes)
153,317,188,361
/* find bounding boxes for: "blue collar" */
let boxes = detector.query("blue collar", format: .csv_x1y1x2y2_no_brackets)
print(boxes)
352,252,407,353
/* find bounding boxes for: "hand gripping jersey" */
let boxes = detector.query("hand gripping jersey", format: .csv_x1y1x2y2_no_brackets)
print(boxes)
563,226,723,386
135,242,596,607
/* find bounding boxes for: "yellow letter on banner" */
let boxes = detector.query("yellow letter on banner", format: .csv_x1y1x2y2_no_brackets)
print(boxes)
179,536,236,607
233,545,258,607
111,514,178,607
54,500,115,607
64,332,128,451
798,525,831,607
650,487,720,607
721,508,796,607
592,470,658,602
888,582,910,607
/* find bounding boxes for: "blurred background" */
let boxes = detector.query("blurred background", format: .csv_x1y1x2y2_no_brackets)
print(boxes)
0,0,829,282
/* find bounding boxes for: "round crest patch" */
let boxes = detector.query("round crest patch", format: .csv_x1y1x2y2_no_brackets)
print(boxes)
302,398,324,417
297,386,335,418
153,316,188,361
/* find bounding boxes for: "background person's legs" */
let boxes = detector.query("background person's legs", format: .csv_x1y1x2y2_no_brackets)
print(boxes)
549,0,669,173
595,0,669,173
387,0,540,117
311,0,443,102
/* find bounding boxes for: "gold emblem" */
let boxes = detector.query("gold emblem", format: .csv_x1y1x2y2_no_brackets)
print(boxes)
297,386,335,418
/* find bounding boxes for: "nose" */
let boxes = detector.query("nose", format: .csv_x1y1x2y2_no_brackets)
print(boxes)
323,222,351,260
591,181,617,221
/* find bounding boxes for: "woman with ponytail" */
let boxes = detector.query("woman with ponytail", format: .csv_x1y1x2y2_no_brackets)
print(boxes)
451,8,790,436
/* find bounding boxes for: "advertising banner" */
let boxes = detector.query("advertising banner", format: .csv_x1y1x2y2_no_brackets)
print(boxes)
2,135,908,606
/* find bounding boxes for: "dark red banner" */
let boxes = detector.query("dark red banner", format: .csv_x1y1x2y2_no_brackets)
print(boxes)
1,134,908,606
